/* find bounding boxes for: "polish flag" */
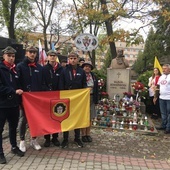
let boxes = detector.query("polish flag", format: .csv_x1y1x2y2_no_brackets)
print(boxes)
38,40,47,66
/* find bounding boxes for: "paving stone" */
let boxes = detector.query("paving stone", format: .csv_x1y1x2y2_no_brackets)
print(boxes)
0,119,170,170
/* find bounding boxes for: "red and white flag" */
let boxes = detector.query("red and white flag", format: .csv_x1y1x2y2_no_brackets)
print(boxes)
38,40,47,66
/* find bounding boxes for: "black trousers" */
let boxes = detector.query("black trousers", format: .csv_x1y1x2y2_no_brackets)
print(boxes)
44,133,58,140
150,96,161,117
63,129,80,140
18,106,27,140
0,107,19,154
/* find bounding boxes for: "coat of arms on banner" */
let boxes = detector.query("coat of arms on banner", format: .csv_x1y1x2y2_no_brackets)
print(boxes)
50,98,70,123
74,33,98,52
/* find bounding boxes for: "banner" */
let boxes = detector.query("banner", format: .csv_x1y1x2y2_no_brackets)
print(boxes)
154,56,162,74
74,33,98,52
22,88,90,137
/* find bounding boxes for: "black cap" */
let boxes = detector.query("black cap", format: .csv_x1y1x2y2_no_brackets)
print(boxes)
47,50,58,56
2,46,16,54
68,52,78,58
82,61,94,70
26,46,38,52
61,59,67,63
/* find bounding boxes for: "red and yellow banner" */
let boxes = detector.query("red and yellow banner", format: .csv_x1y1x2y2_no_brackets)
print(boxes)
22,88,90,137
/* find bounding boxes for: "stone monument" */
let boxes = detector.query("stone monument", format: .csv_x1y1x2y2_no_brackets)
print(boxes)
110,49,129,69
107,49,131,99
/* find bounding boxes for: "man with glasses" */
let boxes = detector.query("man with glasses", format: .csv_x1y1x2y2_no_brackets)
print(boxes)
17,46,44,152
0,46,24,164
42,50,63,147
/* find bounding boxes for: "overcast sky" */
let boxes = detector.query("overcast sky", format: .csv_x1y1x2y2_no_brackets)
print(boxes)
1,1,151,41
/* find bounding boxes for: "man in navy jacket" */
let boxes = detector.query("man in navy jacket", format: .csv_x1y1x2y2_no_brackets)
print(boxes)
42,50,63,147
0,46,24,164
59,52,87,148
17,46,44,152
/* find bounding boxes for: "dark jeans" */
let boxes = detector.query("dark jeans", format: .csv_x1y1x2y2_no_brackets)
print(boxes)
0,107,19,154
18,106,27,140
44,133,58,140
63,129,80,140
159,99,170,130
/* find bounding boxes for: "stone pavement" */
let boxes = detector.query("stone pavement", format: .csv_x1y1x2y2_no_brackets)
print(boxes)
0,118,170,170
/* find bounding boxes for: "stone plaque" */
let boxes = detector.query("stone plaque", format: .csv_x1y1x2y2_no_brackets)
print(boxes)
107,68,131,99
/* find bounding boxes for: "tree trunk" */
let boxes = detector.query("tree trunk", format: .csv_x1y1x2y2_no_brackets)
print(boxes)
43,28,48,51
91,50,96,68
100,0,117,59
9,0,18,39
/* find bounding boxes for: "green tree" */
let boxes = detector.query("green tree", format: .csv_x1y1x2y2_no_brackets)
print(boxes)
70,0,102,67
133,51,145,73
153,0,170,56
143,28,164,69
0,0,31,39
29,0,57,51
68,0,158,69
99,0,157,59
1,0,18,39
134,0,170,74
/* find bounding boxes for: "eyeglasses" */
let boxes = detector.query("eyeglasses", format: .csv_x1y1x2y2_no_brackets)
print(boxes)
7,54,15,58
28,51,36,54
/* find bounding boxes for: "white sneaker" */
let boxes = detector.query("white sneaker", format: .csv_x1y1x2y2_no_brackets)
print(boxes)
19,140,26,152
30,139,41,150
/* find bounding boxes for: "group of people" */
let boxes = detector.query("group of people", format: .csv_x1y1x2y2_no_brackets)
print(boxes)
2,44,170,165
148,64,170,134
0,46,98,164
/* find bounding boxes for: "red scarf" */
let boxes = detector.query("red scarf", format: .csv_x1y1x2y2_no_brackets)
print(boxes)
28,62,36,67
155,75,160,85
86,73,91,82
73,69,76,78
53,63,58,72
3,60,16,74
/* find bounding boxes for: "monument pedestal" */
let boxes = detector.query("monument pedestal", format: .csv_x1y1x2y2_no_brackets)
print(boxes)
107,68,131,99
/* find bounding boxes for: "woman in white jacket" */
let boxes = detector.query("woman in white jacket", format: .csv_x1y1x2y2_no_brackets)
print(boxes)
148,67,161,119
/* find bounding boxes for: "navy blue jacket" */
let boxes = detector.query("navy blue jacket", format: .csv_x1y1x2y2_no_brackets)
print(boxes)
91,72,99,104
0,62,21,108
59,64,87,90
42,62,63,91
17,57,44,92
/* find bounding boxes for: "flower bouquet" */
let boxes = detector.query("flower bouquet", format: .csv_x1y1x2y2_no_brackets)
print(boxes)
132,81,147,102
123,92,133,99
101,92,109,98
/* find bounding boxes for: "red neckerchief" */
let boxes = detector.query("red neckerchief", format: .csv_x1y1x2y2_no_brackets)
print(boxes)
73,69,76,77
155,75,160,85
53,63,58,72
86,73,91,82
3,60,16,74
28,62,37,67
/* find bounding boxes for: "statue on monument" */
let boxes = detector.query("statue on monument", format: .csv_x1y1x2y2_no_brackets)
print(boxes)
110,49,129,69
